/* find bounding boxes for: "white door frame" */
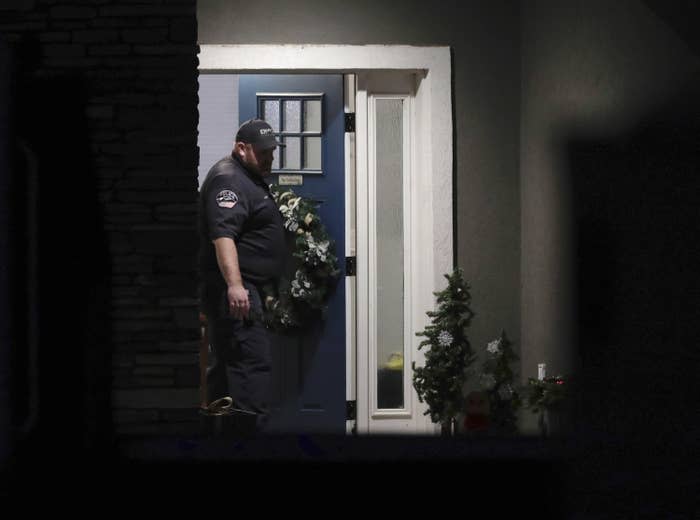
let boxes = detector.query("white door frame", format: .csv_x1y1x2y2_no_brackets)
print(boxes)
198,45,453,435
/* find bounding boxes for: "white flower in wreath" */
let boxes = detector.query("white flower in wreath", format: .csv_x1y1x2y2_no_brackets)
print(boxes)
317,240,329,252
304,213,314,226
486,338,502,355
303,238,327,263
304,236,321,262
291,271,313,298
288,220,299,233
316,240,329,258
278,191,295,203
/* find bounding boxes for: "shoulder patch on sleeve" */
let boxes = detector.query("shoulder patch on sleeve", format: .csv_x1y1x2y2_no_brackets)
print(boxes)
216,190,238,208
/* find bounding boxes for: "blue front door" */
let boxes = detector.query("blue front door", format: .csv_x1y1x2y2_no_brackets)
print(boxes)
239,74,345,433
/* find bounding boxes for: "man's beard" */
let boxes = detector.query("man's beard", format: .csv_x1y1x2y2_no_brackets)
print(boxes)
241,158,270,177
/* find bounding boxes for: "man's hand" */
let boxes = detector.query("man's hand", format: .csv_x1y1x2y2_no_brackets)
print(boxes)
213,237,249,320
227,284,250,320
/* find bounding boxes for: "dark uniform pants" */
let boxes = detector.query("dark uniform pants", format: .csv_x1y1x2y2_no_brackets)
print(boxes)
204,280,271,432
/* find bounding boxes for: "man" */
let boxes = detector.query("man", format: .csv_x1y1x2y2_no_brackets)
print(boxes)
198,119,285,433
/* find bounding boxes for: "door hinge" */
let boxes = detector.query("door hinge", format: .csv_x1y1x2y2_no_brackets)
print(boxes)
346,400,356,421
344,112,355,133
345,256,356,277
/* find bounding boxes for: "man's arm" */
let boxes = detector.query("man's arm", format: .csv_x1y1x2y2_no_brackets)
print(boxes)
213,237,249,319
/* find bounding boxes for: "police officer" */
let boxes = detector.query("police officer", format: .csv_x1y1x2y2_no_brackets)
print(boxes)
198,119,286,432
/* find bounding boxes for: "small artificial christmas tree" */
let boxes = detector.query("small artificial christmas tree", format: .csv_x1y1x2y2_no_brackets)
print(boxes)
412,268,476,435
524,374,571,437
474,331,522,435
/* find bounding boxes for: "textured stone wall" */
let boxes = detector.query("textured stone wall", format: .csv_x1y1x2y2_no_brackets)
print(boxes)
1,0,200,437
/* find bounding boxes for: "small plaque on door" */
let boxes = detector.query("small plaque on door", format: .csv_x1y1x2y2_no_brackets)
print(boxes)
278,174,303,186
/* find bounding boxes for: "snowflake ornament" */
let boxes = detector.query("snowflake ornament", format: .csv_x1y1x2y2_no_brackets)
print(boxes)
486,338,502,355
437,330,454,347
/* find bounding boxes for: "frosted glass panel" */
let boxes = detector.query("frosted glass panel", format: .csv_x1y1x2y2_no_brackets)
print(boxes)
284,100,301,132
271,144,280,170
304,137,321,170
262,100,279,132
284,137,300,170
303,100,322,132
375,98,404,409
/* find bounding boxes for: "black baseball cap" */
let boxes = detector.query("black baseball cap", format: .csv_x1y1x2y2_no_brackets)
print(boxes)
235,119,285,150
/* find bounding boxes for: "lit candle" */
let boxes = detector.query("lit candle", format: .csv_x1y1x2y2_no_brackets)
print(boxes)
538,363,546,380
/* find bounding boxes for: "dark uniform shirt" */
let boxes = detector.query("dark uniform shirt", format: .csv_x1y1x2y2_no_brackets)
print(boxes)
198,155,285,300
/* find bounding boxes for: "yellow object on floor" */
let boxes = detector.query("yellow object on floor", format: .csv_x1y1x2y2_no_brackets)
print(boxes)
383,352,404,371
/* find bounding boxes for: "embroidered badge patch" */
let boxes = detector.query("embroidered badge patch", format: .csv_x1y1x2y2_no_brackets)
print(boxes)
216,190,238,208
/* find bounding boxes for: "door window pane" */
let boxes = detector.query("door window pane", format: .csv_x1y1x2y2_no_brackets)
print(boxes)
262,100,280,132
283,100,301,132
284,137,301,170
375,98,404,409
304,137,321,170
303,100,322,132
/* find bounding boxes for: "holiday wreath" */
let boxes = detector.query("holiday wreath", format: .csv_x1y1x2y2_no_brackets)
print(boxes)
261,184,341,333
